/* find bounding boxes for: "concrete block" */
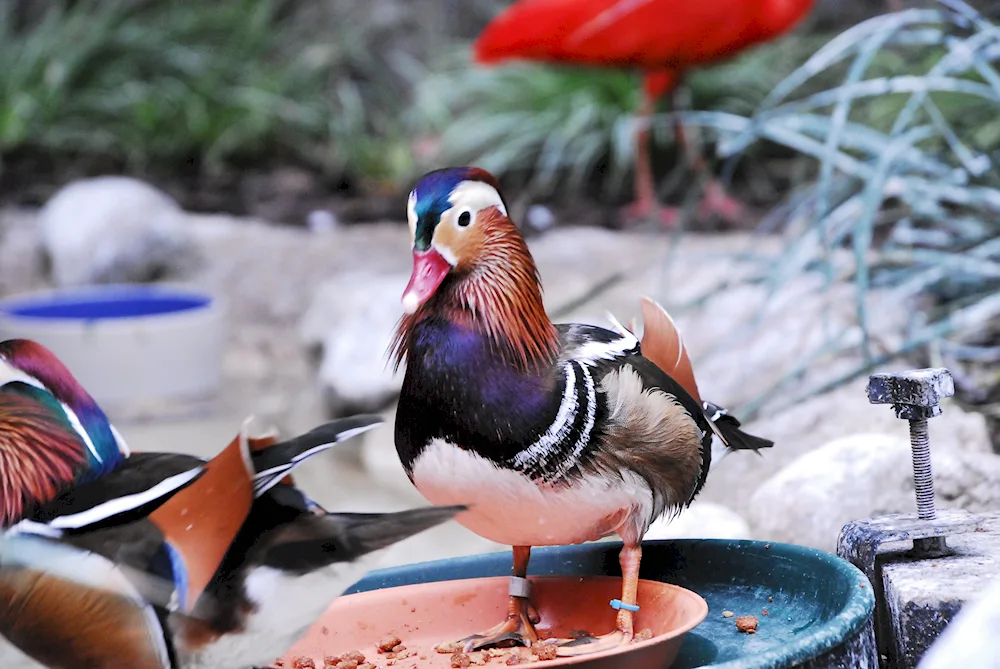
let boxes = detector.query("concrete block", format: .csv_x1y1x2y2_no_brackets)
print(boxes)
880,513,1000,668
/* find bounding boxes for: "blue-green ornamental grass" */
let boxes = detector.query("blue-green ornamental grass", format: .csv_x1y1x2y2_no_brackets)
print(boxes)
673,0,1000,420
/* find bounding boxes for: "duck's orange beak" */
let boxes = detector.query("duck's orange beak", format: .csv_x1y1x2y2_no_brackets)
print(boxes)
402,248,451,314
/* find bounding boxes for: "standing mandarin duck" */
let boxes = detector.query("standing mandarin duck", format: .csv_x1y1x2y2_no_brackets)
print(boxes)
391,167,773,655
0,339,463,669
473,0,815,228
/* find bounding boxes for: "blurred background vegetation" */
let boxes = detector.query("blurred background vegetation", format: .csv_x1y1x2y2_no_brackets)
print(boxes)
2,0,1000,439
1,0,975,219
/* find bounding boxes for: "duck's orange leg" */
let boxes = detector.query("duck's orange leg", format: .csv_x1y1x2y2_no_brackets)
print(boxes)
451,546,541,652
553,544,641,656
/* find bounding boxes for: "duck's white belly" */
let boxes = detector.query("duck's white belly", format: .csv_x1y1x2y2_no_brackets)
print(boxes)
410,438,654,547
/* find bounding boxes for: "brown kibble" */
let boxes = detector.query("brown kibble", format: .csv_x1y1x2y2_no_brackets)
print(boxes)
530,642,558,661
378,636,403,653
392,645,406,654
437,642,465,654
634,628,654,642
333,661,358,669
292,658,317,669
762,608,770,616
451,651,472,668
722,610,735,618
505,654,523,666
736,615,759,634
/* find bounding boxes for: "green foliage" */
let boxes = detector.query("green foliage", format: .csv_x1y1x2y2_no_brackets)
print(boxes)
413,34,831,201
0,0,415,184
675,0,1000,418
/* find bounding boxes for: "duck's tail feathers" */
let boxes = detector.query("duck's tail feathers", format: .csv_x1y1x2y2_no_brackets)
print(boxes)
251,414,383,497
704,401,774,454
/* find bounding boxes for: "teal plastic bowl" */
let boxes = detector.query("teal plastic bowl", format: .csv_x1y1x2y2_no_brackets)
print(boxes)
346,539,875,668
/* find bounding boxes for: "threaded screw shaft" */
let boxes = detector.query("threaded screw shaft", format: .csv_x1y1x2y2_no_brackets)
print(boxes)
908,418,936,521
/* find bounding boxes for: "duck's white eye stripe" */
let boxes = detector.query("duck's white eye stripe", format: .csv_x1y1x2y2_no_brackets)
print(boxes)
407,190,418,227
449,180,506,217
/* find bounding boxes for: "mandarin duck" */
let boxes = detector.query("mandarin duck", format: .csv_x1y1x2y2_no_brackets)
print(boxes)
390,167,773,655
0,338,132,527
0,339,463,669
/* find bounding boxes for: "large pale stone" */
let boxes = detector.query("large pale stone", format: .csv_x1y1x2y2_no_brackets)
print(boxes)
39,176,200,286
300,272,408,416
748,433,1000,551
699,381,992,511
643,502,752,541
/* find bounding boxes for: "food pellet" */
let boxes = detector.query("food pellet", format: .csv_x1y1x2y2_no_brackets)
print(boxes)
762,608,770,616
378,636,403,653
722,610,735,618
504,654,522,666
736,615,759,634
451,651,472,668
530,642,557,661
292,658,316,669
436,642,465,654
634,628,654,642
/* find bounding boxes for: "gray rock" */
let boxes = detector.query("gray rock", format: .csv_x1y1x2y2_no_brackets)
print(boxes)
643,502,752,541
747,433,1000,551
0,207,47,296
39,176,201,286
300,272,409,416
699,381,992,511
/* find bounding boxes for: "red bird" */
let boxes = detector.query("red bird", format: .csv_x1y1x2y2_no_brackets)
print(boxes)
474,0,816,227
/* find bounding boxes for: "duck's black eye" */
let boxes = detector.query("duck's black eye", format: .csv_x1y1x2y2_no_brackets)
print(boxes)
457,210,472,227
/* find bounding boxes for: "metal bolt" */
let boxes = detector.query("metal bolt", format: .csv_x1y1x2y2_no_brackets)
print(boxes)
867,368,955,558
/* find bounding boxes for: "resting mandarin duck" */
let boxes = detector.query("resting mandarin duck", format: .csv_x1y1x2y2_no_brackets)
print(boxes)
391,167,773,655
0,339,463,669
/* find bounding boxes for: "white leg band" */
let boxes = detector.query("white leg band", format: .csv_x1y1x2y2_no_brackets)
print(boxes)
509,576,531,598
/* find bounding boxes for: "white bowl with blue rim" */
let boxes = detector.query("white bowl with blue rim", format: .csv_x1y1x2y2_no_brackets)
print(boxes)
0,284,224,418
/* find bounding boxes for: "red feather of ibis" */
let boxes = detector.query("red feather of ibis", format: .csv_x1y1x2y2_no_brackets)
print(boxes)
148,424,254,613
638,296,702,404
474,0,814,79
0,393,88,527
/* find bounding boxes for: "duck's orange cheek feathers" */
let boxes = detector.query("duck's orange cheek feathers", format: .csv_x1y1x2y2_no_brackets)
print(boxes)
402,248,453,314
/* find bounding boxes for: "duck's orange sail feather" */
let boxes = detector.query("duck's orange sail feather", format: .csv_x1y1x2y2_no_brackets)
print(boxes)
637,296,701,404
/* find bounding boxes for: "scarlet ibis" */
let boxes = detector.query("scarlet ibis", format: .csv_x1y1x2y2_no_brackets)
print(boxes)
473,0,816,228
